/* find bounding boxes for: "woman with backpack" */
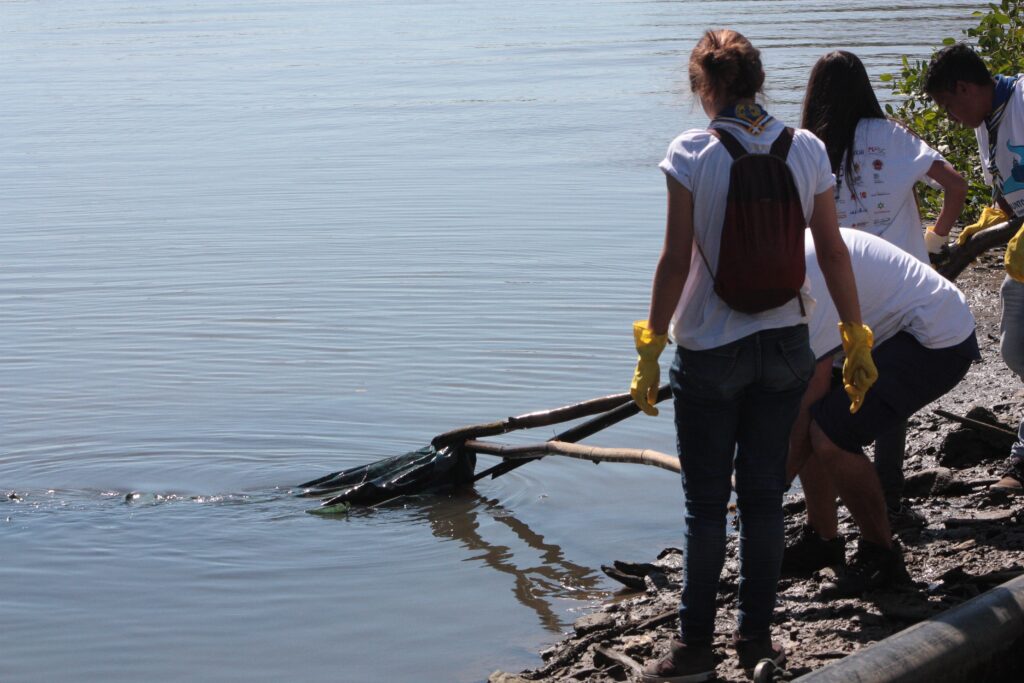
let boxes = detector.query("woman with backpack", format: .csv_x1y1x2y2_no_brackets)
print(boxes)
796,51,968,530
630,29,873,682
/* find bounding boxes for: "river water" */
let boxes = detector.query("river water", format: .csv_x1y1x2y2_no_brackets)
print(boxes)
2,2,984,681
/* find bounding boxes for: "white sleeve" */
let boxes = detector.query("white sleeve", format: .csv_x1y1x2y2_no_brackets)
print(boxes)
893,123,944,188
801,130,836,195
658,130,712,192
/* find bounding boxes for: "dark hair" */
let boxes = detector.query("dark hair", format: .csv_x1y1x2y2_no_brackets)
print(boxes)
801,51,885,193
688,29,765,104
924,43,992,95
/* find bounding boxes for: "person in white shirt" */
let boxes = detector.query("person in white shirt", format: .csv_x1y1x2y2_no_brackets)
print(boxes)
802,51,967,261
630,29,870,683
782,229,978,596
800,50,969,522
924,43,1024,496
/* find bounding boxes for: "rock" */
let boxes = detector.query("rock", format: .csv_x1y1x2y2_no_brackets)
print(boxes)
903,467,955,497
573,612,615,636
944,509,1017,527
939,429,1005,468
488,672,533,683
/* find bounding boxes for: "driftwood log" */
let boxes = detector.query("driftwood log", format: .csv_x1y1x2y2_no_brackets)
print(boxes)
463,438,679,473
474,384,672,481
936,218,1021,281
430,391,635,449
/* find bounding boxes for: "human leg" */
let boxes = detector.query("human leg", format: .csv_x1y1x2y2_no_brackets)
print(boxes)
810,421,893,546
873,420,907,510
733,325,813,638
996,276,1024,491
810,332,976,543
670,340,749,646
797,449,840,540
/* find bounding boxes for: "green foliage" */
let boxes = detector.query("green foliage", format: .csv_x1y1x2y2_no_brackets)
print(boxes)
883,0,1024,217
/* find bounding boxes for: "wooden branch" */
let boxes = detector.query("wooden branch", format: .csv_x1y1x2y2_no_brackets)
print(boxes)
933,408,1018,438
592,645,643,675
476,383,673,481
431,391,635,448
937,218,1022,281
463,438,679,473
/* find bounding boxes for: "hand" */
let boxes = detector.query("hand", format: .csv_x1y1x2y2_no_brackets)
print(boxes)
923,225,948,254
630,320,668,416
838,322,878,414
957,206,1008,245
1007,223,1024,282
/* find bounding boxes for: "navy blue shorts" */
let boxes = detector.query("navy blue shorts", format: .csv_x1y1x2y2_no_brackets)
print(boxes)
810,331,980,454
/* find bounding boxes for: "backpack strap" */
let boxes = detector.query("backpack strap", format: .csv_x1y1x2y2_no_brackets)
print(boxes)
708,127,747,159
768,126,795,160
710,126,795,161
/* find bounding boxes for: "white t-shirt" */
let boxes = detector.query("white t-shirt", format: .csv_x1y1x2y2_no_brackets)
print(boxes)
834,118,944,263
659,117,834,350
976,74,1024,216
806,228,975,359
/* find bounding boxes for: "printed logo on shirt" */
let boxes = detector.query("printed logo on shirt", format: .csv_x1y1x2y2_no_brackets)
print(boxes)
1004,140,1024,195
866,145,886,154
872,159,884,171
876,201,890,214
873,173,884,184
873,218,890,226
860,191,868,199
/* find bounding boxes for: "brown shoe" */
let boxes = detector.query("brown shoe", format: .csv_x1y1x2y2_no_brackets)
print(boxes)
732,632,786,678
992,473,1023,493
641,637,715,683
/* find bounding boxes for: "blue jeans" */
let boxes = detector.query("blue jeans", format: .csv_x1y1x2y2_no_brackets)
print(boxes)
670,324,814,644
1001,276,1024,462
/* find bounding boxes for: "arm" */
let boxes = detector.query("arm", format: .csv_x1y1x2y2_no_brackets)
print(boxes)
808,190,862,325
926,159,968,238
646,175,694,334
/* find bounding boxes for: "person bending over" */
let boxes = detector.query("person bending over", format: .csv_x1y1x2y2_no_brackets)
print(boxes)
784,228,979,596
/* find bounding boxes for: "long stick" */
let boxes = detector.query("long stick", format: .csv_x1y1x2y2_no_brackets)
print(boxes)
463,438,679,473
430,391,635,449
474,384,672,481
937,218,1022,281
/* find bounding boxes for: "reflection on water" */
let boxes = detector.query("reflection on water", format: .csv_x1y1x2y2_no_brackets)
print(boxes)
339,491,607,633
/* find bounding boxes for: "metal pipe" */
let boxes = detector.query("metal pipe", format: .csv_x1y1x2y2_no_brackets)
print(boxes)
794,574,1024,682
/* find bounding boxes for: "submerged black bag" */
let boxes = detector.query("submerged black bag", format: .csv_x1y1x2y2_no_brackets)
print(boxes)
697,126,806,314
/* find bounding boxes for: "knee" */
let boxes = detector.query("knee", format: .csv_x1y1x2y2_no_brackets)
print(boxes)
1001,332,1024,379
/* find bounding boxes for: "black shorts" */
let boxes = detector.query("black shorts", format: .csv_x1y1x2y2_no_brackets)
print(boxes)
810,331,979,453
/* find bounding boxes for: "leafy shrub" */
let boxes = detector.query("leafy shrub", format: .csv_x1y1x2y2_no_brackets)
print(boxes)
882,0,1024,217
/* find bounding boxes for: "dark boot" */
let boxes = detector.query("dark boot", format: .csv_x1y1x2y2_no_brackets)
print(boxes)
819,539,911,598
641,637,715,683
780,524,845,577
887,502,927,532
732,631,786,679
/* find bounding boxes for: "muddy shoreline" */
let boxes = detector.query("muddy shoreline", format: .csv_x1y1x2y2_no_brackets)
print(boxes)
490,250,1024,682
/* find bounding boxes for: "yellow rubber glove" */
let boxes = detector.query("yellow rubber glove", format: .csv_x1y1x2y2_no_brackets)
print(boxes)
923,225,948,254
1007,223,1024,282
631,320,668,416
839,322,878,414
957,206,1008,245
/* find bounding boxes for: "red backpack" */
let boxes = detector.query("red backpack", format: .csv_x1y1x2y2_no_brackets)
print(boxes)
695,126,807,315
